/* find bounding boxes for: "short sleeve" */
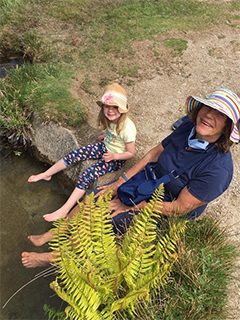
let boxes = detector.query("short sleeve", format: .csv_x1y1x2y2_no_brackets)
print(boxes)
120,119,136,143
162,117,193,148
187,167,233,203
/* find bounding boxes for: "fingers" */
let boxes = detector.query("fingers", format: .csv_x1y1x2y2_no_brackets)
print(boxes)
111,210,120,218
103,151,114,162
103,153,110,162
94,185,110,198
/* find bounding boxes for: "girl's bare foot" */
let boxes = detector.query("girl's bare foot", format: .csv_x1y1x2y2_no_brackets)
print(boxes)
43,209,68,222
21,252,53,268
28,172,52,183
28,231,53,247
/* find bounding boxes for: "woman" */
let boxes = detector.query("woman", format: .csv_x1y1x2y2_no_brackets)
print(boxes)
22,88,240,268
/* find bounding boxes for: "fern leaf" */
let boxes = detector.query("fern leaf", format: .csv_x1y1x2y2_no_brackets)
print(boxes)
47,188,187,320
110,288,149,315
119,185,164,288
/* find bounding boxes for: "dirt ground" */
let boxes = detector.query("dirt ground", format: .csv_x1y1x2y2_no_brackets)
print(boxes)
73,24,240,319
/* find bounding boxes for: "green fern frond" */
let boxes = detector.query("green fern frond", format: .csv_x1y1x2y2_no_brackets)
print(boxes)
122,184,164,252
119,185,164,288
111,288,149,315
133,260,175,299
154,219,188,264
50,266,103,320
47,186,187,319
89,193,119,274
43,304,66,320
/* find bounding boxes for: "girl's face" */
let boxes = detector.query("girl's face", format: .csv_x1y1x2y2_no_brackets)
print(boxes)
196,105,228,143
103,105,121,123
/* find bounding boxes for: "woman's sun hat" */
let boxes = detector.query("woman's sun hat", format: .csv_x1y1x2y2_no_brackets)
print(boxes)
185,88,240,142
97,83,129,113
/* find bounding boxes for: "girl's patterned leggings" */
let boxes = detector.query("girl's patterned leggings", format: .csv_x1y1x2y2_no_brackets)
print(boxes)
62,142,125,190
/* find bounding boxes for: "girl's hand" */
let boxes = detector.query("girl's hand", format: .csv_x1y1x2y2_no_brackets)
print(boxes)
98,134,105,141
103,151,116,162
110,198,131,218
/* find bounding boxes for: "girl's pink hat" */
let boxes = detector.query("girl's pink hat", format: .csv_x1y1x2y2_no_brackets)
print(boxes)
186,88,240,142
97,83,129,113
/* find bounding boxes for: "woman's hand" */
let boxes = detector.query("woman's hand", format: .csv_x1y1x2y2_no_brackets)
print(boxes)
110,198,131,218
94,179,122,198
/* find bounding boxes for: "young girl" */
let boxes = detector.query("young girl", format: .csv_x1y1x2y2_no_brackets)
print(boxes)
28,83,136,222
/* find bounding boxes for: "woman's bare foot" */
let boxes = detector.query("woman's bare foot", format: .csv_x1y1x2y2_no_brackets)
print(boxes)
21,252,53,268
28,231,53,247
28,172,52,183
43,208,68,222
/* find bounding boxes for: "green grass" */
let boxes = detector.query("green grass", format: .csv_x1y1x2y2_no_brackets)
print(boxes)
0,63,85,130
42,217,238,320
1,0,239,65
164,38,188,56
0,0,239,130
148,217,238,320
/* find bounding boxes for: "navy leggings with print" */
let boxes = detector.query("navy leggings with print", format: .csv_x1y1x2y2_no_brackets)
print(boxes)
63,142,125,190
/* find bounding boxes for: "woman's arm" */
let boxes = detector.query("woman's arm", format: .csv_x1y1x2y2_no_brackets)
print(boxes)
161,186,206,216
97,142,164,196
122,142,164,180
110,186,206,218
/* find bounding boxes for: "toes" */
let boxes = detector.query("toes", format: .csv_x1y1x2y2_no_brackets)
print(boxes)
21,252,27,258
43,214,55,222
28,176,34,182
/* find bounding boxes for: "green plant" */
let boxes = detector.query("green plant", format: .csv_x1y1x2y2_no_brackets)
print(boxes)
1,0,239,132
154,218,238,320
81,77,95,95
208,47,224,59
44,305,67,320
0,63,85,131
118,64,141,78
46,187,187,320
218,34,226,39
164,38,188,56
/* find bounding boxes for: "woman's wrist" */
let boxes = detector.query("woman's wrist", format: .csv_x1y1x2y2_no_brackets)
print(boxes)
121,172,128,181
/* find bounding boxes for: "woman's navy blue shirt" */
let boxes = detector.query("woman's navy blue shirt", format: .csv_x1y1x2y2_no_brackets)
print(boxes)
158,117,233,218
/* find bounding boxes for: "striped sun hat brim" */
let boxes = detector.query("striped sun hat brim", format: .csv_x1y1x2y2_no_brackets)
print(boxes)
185,88,240,143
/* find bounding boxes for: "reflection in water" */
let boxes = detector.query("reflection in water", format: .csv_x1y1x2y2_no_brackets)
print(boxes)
0,59,23,78
0,150,69,319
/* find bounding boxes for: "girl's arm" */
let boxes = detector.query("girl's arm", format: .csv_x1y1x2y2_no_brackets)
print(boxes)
97,143,164,196
102,141,135,162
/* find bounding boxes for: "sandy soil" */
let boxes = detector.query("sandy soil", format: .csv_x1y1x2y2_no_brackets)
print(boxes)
74,24,240,319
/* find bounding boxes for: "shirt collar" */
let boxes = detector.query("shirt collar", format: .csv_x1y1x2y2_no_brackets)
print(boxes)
188,127,209,150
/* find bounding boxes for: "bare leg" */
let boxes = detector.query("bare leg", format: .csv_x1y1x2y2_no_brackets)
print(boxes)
28,230,54,247
43,187,85,222
22,203,84,268
28,159,67,183
68,203,82,219
21,252,54,268
27,203,81,249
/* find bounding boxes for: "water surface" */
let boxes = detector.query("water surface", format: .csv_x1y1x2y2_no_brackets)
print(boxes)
0,149,69,319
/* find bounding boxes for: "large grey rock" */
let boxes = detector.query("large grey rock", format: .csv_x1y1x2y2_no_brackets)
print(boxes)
27,116,132,192
28,116,81,189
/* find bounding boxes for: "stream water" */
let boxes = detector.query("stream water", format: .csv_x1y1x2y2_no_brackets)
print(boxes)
0,149,69,319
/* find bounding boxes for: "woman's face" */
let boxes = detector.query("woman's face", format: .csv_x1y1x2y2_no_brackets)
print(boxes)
196,105,228,143
103,105,121,123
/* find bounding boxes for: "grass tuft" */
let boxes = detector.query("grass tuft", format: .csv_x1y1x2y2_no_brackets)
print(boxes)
155,217,238,320
0,63,85,130
164,38,188,56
